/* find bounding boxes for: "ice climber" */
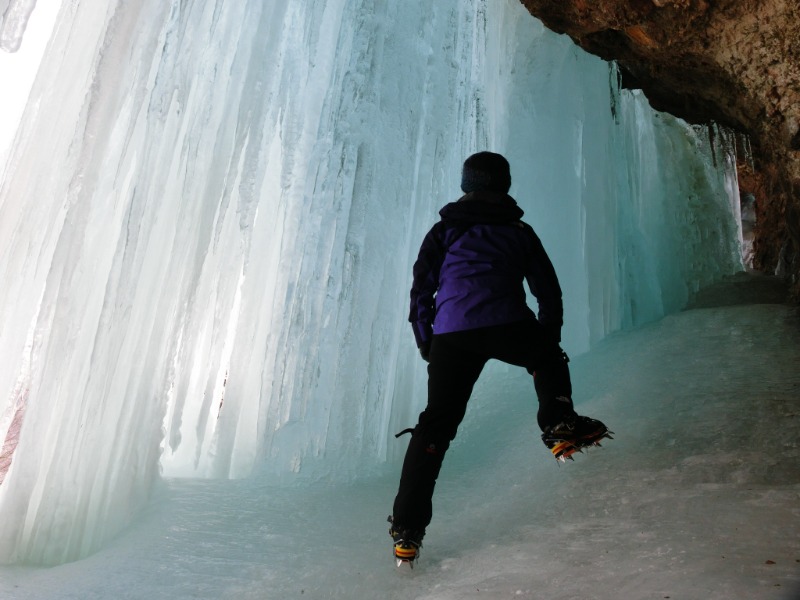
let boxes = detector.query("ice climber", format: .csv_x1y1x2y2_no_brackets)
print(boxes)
388,151,611,566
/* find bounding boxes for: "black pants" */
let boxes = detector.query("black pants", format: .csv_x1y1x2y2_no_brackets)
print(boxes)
392,319,576,532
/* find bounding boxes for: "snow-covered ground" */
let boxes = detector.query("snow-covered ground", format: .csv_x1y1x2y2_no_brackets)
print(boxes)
0,273,796,599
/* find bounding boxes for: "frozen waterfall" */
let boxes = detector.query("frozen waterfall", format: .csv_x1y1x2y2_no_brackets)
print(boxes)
0,0,741,564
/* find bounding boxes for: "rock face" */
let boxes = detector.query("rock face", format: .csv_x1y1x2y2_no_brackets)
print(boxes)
519,0,800,298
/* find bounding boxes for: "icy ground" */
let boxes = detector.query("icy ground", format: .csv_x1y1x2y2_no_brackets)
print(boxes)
0,273,797,600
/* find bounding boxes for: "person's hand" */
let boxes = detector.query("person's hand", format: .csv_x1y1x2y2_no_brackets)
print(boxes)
419,342,431,362
545,324,561,346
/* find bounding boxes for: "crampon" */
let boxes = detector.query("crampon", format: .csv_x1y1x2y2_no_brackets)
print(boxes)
542,416,613,463
388,516,423,568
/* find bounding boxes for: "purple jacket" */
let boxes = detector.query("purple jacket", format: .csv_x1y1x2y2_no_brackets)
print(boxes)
409,190,563,347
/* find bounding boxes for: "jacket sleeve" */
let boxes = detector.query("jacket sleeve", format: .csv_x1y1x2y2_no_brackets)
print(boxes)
408,222,446,348
522,224,563,342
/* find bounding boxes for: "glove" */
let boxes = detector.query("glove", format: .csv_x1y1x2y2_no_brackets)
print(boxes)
419,342,431,363
544,323,561,346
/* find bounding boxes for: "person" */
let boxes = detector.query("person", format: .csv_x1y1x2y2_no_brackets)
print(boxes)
388,151,610,566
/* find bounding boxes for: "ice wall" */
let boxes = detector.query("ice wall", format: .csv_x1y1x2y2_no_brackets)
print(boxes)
0,0,741,564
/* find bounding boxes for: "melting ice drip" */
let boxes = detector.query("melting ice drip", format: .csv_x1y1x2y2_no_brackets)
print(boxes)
0,0,741,564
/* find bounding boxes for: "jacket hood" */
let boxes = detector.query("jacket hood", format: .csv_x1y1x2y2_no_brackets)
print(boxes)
439,190,524,224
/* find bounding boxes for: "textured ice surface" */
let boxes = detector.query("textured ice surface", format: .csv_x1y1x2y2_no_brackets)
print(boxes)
0,275,797,599
0,0,37,52
0,0,742,564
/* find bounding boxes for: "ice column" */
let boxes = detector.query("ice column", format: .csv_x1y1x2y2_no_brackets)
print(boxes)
0,0,38,52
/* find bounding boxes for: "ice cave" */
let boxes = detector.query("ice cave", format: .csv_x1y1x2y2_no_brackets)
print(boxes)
0,0,797,598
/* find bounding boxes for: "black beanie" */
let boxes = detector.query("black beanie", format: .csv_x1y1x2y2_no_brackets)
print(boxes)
460,151,511,194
